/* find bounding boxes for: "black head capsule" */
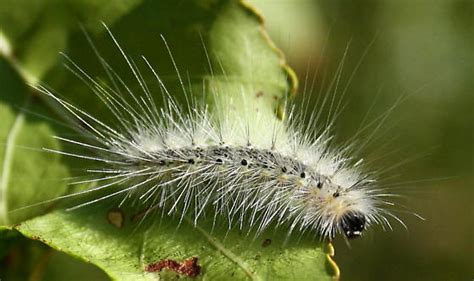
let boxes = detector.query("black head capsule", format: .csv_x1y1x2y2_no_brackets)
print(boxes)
341,212,366,239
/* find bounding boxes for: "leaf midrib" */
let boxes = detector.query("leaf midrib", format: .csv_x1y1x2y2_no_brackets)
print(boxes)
184,217,261,281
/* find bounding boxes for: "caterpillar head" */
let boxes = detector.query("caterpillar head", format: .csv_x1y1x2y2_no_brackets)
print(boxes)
340,211,366,239
303,172,374,240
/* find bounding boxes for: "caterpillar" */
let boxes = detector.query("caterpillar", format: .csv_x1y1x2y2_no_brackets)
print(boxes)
33,25,397,242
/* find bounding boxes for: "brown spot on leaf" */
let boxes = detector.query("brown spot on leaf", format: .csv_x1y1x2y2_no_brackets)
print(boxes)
145,257,201,278
255,91,264,98
107,208,124,228
261,238,272,247
30,235,48,244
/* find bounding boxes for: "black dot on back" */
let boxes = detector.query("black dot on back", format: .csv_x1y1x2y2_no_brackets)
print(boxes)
241,159,248,166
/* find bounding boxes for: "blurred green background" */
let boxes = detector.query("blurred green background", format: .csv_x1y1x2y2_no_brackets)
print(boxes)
254,0,473,280
0,0,472,280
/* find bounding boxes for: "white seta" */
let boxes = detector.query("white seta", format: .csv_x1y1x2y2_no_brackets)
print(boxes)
33,26,398,241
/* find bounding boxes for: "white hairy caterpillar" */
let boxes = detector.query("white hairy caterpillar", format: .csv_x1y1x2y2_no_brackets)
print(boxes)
31,26,400,242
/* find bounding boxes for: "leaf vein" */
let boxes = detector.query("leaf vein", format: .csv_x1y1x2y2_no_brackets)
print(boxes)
184,217,261,281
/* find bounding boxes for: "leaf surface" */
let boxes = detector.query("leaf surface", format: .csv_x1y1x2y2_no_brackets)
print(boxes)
17,204,333,280
0,57,69,225
0,0,337,280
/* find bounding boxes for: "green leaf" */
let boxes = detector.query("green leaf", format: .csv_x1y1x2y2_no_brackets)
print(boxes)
16,203,333,280
1,0,337,280
0,0,142,82
0,57,70,225
0,226,109,281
